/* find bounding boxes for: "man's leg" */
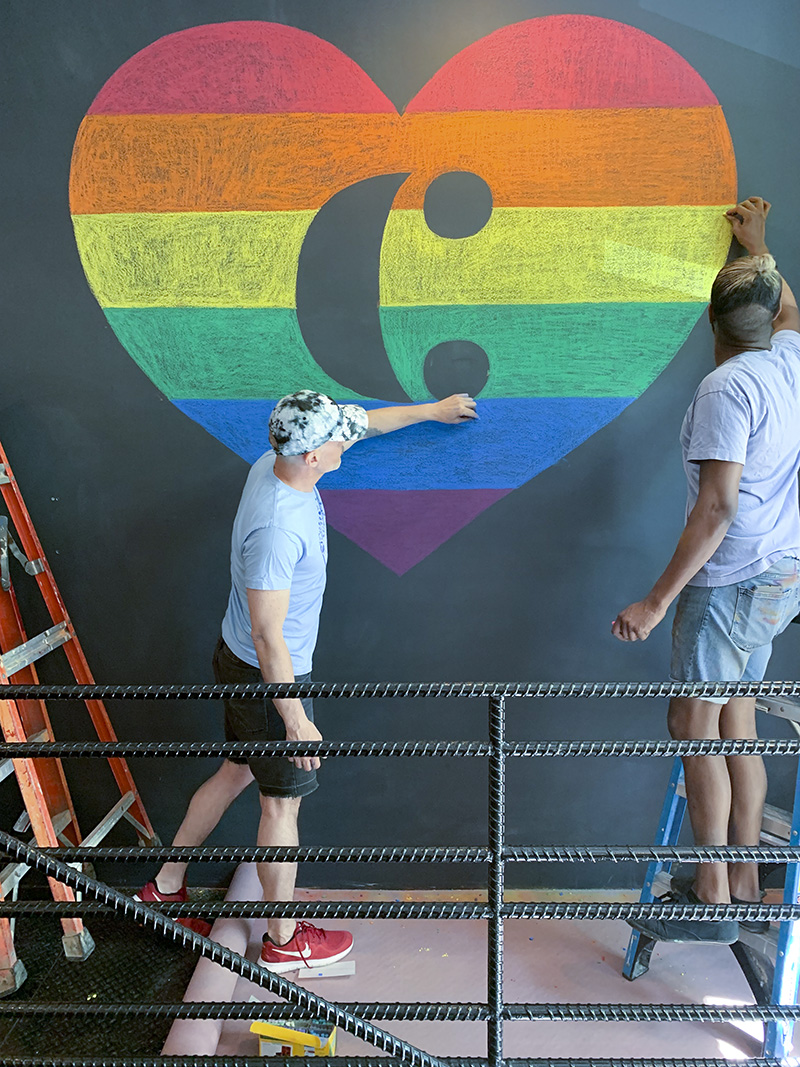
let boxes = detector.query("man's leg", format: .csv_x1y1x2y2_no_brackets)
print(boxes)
722,695,767,902
257,794,301,945
153,759,255,894
667,695,730,903
256,789,353,971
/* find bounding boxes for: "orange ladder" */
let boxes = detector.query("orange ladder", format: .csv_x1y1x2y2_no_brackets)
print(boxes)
0,440,158,995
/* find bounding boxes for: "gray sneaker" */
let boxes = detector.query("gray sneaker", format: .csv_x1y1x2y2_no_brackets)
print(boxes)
670,872,768,935
627,886,739,944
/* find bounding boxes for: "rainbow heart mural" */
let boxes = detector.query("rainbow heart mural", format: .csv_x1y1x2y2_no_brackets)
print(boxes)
70,16,736,573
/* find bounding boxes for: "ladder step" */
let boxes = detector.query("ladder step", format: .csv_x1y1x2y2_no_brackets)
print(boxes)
761,802,792,842
80,793,136,847
0,796,138,898
738,924,780,958
0,810,73,896
757,696,800,724
0,731,49,786
0,621,72,677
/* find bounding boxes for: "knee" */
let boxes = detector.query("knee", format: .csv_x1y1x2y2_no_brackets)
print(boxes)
667,697,719,740
259,793,302,821
667,699,692,739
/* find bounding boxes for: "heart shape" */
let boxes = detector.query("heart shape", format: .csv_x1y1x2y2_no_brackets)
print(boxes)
70,16,735,573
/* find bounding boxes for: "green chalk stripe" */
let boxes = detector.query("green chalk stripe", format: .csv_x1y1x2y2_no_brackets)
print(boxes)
379,303,706,400
105,303,704,403
104,307,367,400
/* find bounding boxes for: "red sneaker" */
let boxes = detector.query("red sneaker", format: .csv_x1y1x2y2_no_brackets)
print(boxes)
260,921,354,973
132,881,212,936
133,879,187,903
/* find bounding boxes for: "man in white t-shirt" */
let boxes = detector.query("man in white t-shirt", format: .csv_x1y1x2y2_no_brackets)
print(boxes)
613,197,800,943
135,390,477,970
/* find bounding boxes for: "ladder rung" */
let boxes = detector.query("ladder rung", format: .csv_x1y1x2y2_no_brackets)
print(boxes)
0,795,139,897
0,730,51,786
757,696,800,724
122,809,155,841
0,810,73,896
761,802,791,843
738,924,779,957
79,792,136,847
0,621,72,677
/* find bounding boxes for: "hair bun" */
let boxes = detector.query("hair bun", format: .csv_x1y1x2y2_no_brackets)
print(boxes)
751,253,776,274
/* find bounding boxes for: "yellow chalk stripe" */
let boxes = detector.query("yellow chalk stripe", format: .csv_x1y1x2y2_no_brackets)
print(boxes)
72,211,315,308
380,206,731,306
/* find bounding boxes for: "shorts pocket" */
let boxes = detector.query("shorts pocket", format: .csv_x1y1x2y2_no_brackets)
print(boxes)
730,578,796,653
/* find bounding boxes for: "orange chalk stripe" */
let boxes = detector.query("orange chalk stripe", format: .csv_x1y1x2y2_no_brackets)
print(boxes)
70,107,734,214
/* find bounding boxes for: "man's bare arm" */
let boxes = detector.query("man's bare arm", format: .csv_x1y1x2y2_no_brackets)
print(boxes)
343,393,477,448
726,196,800,334
612,459,742,642
246,587,321,770
773,278,800,335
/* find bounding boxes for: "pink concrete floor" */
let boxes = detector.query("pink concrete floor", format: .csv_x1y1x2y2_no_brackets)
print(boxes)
165,866,769,1060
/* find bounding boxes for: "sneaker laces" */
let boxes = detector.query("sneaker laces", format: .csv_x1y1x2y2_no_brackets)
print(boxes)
293,920,326,944
286,921,327,968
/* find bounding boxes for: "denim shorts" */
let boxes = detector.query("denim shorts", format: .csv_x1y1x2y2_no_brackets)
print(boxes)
671,556,800,704
212,636,318,798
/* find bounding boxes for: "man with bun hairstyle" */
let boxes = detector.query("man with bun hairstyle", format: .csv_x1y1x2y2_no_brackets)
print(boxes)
613,197,800,944
136,390,477,971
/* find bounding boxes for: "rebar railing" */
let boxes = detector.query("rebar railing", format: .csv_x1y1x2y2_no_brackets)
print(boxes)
2,679,800,1067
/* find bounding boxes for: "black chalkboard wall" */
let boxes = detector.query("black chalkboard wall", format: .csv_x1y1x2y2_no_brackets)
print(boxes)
3,0,800,891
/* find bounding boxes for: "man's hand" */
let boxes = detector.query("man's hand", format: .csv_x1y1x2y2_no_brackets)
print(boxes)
431,394,478,423
725,196,770,256
612,598,668,642
283,715,323,771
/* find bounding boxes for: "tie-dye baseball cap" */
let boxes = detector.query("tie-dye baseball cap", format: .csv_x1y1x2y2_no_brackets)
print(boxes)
269,390,369,456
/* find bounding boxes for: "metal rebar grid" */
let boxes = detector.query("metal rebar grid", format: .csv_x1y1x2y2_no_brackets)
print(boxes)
3,898,799,922
2,1001,800,1023
2,679,800,701
4,737,800,760
0,1056,791,1067
4,843,800,865
0,829,443,1067
487,696,505,1067
3,683,800,1066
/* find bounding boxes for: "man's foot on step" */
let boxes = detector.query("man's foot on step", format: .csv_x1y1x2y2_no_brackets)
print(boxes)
260,921,354,973
731,893,770,934
133,879,187,903
627,886,739,944
132,880,212,936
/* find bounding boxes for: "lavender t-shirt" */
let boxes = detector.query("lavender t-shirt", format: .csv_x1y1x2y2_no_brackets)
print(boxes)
681,329,800,587
221,452,328,673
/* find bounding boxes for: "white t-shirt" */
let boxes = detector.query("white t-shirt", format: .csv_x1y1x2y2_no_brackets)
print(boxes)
681,329,800,587
221,453,328,673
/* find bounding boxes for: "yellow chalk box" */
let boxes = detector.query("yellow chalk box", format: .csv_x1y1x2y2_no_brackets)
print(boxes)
250,1019,338,1057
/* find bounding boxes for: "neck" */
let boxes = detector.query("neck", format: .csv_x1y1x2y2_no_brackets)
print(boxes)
713,330,772,366
273,454,320,492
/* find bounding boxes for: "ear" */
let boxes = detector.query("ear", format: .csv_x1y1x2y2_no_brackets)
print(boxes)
303,450,320,468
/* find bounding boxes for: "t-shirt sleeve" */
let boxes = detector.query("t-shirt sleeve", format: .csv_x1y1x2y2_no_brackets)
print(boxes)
242,525,303,590
773,329,800,351
685,385,752,465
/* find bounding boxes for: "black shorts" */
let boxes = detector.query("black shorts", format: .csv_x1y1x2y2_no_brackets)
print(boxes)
212,636,318,799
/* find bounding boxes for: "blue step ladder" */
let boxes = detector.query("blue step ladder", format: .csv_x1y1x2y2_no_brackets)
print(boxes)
623,694,800,1059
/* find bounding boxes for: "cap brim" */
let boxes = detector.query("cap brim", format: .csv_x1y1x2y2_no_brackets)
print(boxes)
330,404,369,443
